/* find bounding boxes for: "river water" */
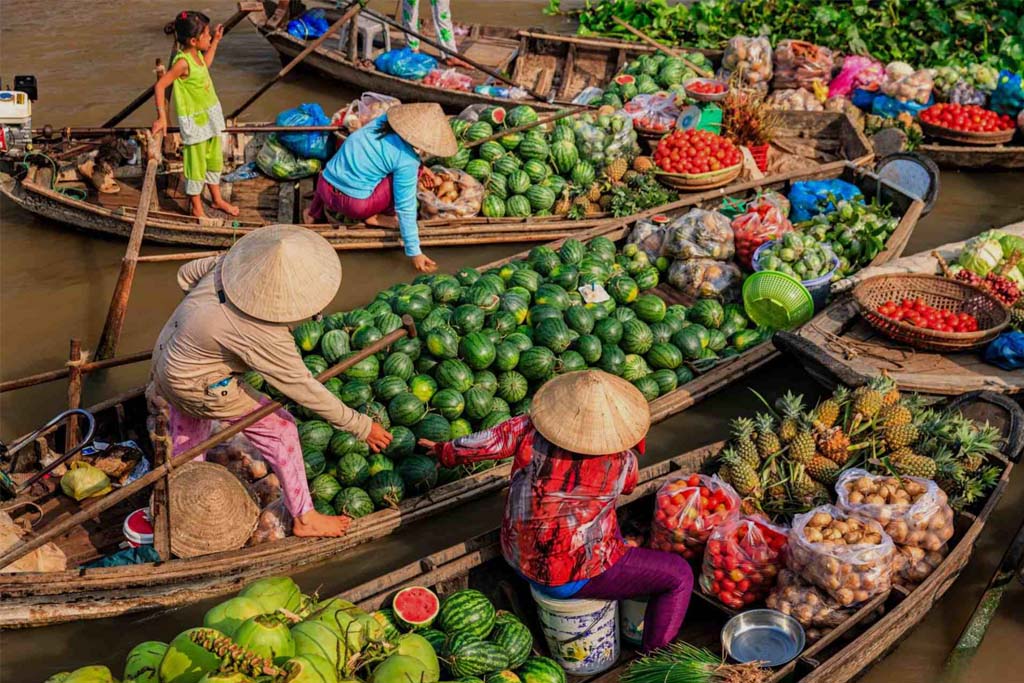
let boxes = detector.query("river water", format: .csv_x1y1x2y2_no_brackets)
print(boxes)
1,1,1022,681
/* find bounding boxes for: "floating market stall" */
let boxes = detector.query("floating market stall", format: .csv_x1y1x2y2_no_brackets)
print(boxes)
45,386,1021,683
0,162,920,628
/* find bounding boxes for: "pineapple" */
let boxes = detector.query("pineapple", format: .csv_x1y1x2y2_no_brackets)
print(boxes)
632,156,655,173
1010,302,1024,331
877,402,912,427
807,455,841,485
889,448,937,478
554,195,572,216
730,417,760,469
882,379,901,407
754,413,781,459
604,157,628,182
789,416,817,465
852,377,886,422
883,421,919,450
763,460,786,505
587,182,602,202
721,448,760,497
813,385,849,429
776,391,806,443
953,419,1000,472
790,462,820,500
598,194,614,211
817,426,851,465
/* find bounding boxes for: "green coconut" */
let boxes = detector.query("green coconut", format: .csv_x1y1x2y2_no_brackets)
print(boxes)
43,674,70,683
124,640,168,683
158,628,224,683
203,597,265,638
237,576,303,614
232,614,296,661
395,634,440,683
291,620,345,669
63,667,115,683
197,674,256,683
369,654,432,683
306,599,369,654
282,654,338,683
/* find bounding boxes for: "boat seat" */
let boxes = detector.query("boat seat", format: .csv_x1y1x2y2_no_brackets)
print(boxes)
338,14,391,60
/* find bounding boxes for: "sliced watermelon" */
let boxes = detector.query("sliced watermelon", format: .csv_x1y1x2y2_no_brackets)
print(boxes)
393,586,441,630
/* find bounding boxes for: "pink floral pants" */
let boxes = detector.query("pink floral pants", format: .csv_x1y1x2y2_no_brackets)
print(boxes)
167,398,314,518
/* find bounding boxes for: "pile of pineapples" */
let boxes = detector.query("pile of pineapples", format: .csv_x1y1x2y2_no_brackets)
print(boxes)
715,376,1003,517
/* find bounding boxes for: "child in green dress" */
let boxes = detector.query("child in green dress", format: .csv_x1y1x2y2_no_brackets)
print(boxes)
152,10,238,218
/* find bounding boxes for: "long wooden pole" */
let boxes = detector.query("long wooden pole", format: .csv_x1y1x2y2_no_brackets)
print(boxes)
0,351,153,393
228,1,366,120
101,4,259,128
35,125,347,138
65,339,83,455
611,17,713,78
95,130,164,360
360,7,550,102
0,318,415,570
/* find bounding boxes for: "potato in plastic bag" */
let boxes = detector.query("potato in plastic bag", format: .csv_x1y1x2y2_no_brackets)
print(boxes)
881,62,934,104
662,208,735,261
667,259,743,301
417,166,484,219
720,35,773,90
61,461,112,501
772,40,834,91
767,88,823,112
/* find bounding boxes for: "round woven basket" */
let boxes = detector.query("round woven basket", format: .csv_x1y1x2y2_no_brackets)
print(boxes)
164,461,260,558
920,120,1015,146
852,274,1010,352
655,162,742,190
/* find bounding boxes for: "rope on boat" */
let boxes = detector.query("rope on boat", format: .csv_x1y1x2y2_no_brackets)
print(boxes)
19,152,88,201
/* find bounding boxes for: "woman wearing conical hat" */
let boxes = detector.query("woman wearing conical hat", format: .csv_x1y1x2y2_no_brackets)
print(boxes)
303,102,458,274
150,225,393,538
419,370,694,652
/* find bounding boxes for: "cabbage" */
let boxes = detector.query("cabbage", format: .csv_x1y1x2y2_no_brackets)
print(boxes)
958,233,1005,276
997,233,1024,260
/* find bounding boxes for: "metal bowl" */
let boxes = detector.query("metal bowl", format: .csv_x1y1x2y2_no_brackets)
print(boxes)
721,609,806,667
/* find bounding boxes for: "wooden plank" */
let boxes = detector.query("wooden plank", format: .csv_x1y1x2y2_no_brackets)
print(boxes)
277,181,294,224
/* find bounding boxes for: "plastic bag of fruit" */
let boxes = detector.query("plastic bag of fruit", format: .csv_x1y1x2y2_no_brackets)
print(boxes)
719,35,773,92
423,68,473,91
891,544,948,588
626,214,672,261
787,505,895,606
990,70,1024,116
649,473,741,560
772,40,833,91
700,516,788,608
574,109,642,166
248,498,291,545
622,93,680,134
662,209,735,261
333,92,401,133
667,258,743,301
881,62,934,104
767,568,858,632
731,201,794,269
829,56,886,99
766,88,823,112
835,469,954,552
417,165,484,219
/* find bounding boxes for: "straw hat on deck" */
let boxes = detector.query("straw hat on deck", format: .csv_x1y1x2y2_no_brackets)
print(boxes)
222,225,342,323
164,461,259,559
530,370,651,455
387,103,459,158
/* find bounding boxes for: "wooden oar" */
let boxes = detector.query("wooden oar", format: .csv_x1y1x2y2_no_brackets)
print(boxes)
0,318,415,570
228,0,366,120
611,17,713,78
102,2,261,128
359,6,550,103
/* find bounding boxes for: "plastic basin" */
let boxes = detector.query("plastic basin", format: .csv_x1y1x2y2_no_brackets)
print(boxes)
752,240,839,312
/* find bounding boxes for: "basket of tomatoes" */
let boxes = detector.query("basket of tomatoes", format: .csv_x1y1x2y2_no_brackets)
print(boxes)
653,129,744,190
649,473,741,560
919,103,1017,145
700,517,788,609
852,273,1010,351
684,78,729,102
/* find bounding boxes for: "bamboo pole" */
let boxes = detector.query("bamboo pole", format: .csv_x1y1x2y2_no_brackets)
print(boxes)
0,351,153,393
34,125,346,138
611,17,713,78
0,318,415,570
65,339,83,455
102,4,260,128
228,1,366,120
95,130,164,360
151,412,173,561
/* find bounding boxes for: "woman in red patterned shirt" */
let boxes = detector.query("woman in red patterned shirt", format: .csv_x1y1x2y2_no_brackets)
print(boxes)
419,370,693,652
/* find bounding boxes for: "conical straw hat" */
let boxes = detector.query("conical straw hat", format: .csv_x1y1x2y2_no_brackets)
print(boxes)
387,103,459,158
164,461,259,559
222,225,342,323
530,370,651,455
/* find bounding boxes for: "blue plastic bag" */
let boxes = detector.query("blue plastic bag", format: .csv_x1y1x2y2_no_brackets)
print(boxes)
990,70,1024,116
788,180,865,222
851,88,879,111
870,94,933,119
985,331,1024,371
276,103,332,160
287,9,329,39
374,47,438,81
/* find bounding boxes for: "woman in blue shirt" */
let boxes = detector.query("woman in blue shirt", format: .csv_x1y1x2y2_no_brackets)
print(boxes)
304,103,457,273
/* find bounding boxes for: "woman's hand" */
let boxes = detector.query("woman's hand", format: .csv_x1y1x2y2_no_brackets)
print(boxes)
417,439,440,457
412,254,438,273
366,422,393,453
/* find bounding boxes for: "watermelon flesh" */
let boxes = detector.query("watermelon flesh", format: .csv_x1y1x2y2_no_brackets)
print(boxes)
393,586,440,629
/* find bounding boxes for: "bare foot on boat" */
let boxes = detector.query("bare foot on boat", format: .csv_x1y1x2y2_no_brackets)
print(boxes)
189,196,207,218
293,510,351,537
303,210,318,225
365,214,399,228
213,199,241,217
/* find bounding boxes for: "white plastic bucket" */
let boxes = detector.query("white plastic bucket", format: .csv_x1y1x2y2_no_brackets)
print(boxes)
123,508,154,547
531,588,620,674
620,598,648,646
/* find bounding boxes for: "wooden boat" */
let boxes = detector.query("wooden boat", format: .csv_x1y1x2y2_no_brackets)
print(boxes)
326,390,1019,683
774,222,1024,396
918,142,1024,170
0,161,920,629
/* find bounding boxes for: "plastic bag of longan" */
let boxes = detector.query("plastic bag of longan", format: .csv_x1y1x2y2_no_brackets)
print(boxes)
835,469,954,552
891,543,948,588
787,504,896,606
767,568,855,631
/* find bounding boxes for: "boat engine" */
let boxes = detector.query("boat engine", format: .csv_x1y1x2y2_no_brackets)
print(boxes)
0,76,37,160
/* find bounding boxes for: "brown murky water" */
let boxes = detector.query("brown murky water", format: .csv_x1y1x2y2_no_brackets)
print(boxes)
1,1,1022,680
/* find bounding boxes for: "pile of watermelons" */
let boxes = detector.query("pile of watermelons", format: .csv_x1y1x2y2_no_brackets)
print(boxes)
443,104,638,219
593,51,715,108
244,235,764,517
52,575,569,683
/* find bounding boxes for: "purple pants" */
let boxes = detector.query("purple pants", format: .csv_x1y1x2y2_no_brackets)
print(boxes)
575,547,693,652
308,174,395,222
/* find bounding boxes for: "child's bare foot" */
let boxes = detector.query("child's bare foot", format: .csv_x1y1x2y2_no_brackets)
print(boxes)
292,510,351,537
189,197,207,218
213,199,240,217
365,214,399,228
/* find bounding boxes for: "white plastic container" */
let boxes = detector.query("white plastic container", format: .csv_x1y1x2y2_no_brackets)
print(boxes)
123,508,154,547
620,598,648,646
531,588,620,674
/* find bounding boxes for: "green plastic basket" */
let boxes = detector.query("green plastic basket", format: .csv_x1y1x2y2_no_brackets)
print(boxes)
742,271,816,331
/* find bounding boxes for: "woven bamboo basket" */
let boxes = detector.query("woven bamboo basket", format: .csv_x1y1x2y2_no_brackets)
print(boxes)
852,274,1009,351
920,120,1015,146
655,162,742,190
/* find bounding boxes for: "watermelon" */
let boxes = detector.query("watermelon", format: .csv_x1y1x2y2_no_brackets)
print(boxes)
527,305,562,328
522,159,549,184
419,628,447,656
474,370,499,394
517,656,567,683
509,269,543,295
633,294,667,323
465,121,494,142
516,345,556,380
650,368,679,395
525,185,556,212
550,140,579,175
299,421,332,453
607,276,639,305
706,329,728,352
633,375,660,401
393,337,422,360
392,587,440,630
351,326,384,353
450,119,472,138
382,425,416,459
578,256,610,284
558,238,585,265
397,454,438,494
362,400,391,430
500,132,523,150
506,105,539,128
570,161,595,186
456,267,481,287
466,159,492,182
672,326,705,360
506,170,531,195
437,359,475,392
378,312,404,335
386,392,427,426
366,454,395,478
333,487,374,518
487,173,509,201
623,354,651,381
464,386,496,421
303,355,328,376
319,330,351,364
598,345,626,376
547,264,579,291
646,342,683,370
346,309,376,329
490,620,533,669
293,320,324,353
557,350,587,373
489,310,518,336
439,589,498,641
303,450,326,479
311,473,342,503
481,106,507,126
450,304,485,335
493,155,521,176
572,334,602,364
494,371,528,404
504,332,533,352
323,312,347,331
482,195,507,218
409,374,439,403
342,353,380,382
450,640,510,678
649,322,674,345
593,318,623,345
460,331,497,370
430,388,465,420
518,137,549,161
534,284,570,311
635,266,660,291
373,376,408,402
500,293,530,324
479,141,506,163
328,428,358,458
621,319,654,354
450,418,473,439
393,295,432,321
424,327,458,359
563,305,594,335
541,174,567,197
336,453,370,487
690,299,725,329
493,342,521,372
381,352,415,382
481,327,502,346
612,307,637,324
414,413,451,442
367,471,406,509
533,318,572,353
506,195,531,217
430,278,462,306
